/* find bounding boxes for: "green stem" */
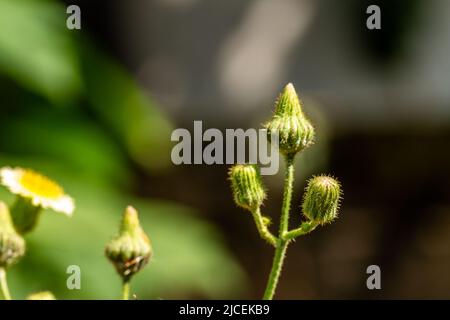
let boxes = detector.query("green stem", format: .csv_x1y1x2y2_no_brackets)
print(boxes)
262,239,288,300
122,280,130,300
263,155,295,300
283,221,318,241
0,268,12,300
251,207,277,247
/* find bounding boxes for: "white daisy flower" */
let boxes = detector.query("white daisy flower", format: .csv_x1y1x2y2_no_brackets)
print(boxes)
0,167,74,216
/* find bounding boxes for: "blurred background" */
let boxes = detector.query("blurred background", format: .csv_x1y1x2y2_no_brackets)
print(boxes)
0,0,449,299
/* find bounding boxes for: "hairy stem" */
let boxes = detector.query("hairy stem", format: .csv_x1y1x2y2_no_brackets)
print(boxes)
283,221,318,241
122,280,130,300
263,155,295,300
0,268,11,300
251,207,277,247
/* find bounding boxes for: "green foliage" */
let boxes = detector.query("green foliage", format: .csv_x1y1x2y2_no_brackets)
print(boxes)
0,0,246,300
0,0,82,103
80,44,174,171
0,157,245,299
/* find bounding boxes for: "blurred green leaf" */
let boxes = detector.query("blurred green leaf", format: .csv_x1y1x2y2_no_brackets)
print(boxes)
0,106,130,186
81,44,174,171
0,0,82,103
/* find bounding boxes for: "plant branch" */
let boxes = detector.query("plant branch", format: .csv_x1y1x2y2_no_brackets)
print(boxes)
263,155,295,300
122,280,130,300
283,221,319,241
251,207,277,247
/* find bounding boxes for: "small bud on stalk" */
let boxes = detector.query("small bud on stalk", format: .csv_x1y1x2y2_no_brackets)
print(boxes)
265,83,315,157
229,164,266,211
302,176,341,225
105,206,152,282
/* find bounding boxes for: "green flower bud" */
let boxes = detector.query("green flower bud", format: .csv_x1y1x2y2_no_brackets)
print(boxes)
229,164,266,211
302,175,341,225
0,202,26,268
265,83,315,157
105,206,152,282
27,291,56,300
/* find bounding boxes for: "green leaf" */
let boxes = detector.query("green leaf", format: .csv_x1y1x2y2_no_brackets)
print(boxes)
81,44,174,171
0,107,130,186
0,0,81,103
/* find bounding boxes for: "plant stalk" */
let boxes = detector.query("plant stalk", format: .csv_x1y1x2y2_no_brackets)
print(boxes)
251,207,277,247
263,155,295,300
122,280,130,300
0,268,12,300
283,221,318,241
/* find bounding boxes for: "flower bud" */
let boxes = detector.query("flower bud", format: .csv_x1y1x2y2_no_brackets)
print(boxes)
302,176,341,225
229,164,266,211
265,83,315,157
27,291,56,300
105,206,152,282
0,202,26,268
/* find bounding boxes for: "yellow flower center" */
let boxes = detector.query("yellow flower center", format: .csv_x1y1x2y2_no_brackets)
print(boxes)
19,170,64,199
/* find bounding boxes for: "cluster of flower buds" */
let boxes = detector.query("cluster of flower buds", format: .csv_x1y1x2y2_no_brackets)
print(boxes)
229,82,342,300
230,83,341,231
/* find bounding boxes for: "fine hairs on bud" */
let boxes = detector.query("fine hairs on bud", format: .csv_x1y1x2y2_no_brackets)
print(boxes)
0,202,26,268
265,83,315,157
229,164,266,211
302,175,342,225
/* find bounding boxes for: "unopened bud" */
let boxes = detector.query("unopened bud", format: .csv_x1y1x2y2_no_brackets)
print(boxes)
105,206,152,282
302,176,341,225
265,83,315,157
229,164,266,211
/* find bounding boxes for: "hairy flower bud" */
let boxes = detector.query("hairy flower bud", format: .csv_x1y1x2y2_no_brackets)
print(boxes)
229,164,266,211
302,176,341,225
265,83,315,157
0,202,25,268
105,206,152,282
27,291,56,300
